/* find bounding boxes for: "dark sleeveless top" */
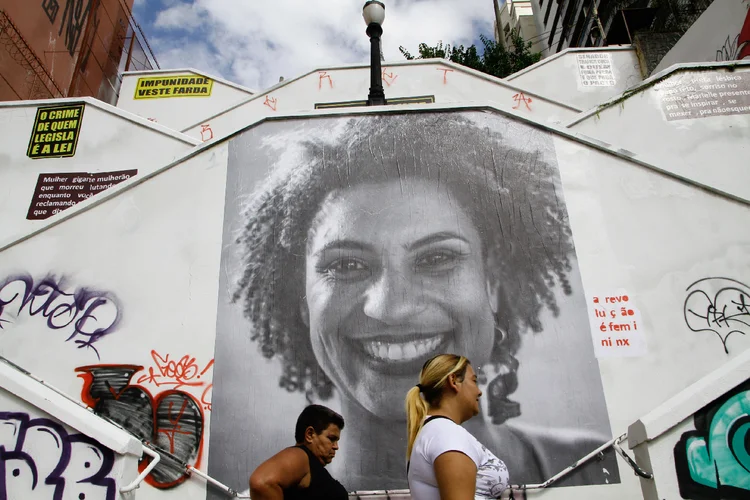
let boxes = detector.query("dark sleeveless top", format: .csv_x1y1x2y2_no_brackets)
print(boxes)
283,445,348,500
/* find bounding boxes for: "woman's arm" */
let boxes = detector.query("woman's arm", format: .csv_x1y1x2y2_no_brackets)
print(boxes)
249,447,310,500
434,451,478,500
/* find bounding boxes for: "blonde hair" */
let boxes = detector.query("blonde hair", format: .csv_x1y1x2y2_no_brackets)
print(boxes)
405,354,470,459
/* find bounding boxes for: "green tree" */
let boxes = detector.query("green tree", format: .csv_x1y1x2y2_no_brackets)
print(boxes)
399,32,541,79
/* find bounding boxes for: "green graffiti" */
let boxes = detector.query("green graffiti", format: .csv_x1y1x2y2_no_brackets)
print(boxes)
675,385,750,499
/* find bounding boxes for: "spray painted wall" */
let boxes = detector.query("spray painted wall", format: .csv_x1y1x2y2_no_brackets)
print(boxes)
117,70,255,132
653,0,750,75
0,97,198,249
506,47,643,111
567,63,750,204
0,385,138,500
169,60,580,143
628,349,750,500
0,143,228,500
0,89,747,500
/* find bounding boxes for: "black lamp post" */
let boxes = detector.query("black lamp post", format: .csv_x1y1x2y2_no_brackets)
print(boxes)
363,1,386,106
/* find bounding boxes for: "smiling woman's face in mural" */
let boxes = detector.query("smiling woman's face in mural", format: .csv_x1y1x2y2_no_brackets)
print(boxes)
303,178,498,419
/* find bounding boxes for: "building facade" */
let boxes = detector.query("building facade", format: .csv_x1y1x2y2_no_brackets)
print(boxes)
0,0,157,104
494,0,546,53
529,0,714,64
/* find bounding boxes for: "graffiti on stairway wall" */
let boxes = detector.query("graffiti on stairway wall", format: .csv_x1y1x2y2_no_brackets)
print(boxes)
683,277,750,354
674,381,750,499
717,3,750,61
0,411,115,500
76,354,213,489
135,350,214,411
0,274,120,359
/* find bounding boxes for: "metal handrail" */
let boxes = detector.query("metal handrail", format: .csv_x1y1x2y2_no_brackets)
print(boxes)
186,465,251,498
176,431,653,499
613,435,654,479
120,446,161,493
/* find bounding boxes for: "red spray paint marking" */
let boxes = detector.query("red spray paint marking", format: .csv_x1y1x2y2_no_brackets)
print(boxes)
512,92,533,110
382,69,398,86
437,68,454,84
264,95,278,111
318,71,333,89
200,124,213,142
739,8,750,59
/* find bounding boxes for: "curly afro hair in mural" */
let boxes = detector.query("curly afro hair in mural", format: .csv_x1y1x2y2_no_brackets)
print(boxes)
233,111,574,401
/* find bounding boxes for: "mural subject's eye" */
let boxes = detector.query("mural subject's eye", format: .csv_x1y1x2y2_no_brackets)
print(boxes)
414,250,464,273
323,258,371,281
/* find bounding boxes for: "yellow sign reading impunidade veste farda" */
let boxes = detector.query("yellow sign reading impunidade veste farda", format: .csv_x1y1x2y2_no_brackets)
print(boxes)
134,75,214,99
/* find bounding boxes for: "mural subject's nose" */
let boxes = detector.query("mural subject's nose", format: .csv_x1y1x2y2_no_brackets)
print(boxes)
362,270,422,325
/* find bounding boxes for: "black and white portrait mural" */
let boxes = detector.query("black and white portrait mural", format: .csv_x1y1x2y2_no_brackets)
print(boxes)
207,110,620,495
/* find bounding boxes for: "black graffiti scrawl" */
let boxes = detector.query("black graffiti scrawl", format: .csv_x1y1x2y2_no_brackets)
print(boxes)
58,0,93,57
76,364,204,489
684,277,750,353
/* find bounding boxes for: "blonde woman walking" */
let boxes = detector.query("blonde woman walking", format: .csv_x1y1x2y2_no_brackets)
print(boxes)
406,354,509,500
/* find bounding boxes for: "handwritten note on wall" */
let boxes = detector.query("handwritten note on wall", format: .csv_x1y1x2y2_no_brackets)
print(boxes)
588,291,647,358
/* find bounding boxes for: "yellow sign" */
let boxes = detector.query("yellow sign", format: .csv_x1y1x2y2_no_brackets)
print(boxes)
27,103,85,159
134,75,214,99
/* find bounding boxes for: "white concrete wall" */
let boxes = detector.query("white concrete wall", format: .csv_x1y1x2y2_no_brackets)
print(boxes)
117,69,255,133
567,63,750,204
653,0,750,74
547,130,750,499
0,386,139,499
181,60,580,143
0,99,748,500
0,143,228,500
0,98,197,251
506,47,643,111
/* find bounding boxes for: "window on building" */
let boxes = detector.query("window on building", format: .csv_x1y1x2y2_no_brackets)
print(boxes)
544,0,554,25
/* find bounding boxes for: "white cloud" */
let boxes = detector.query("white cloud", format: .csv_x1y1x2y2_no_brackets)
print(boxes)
146,0,495,90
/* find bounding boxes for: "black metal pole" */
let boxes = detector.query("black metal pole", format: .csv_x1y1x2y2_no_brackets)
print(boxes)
366,23,386,105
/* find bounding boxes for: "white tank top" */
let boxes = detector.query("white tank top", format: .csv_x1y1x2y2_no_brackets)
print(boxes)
408,416,510,500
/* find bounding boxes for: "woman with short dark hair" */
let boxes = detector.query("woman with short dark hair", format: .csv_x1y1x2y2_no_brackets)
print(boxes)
249,404,347,500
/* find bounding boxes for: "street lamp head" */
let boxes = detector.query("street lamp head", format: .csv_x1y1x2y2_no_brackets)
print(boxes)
362,0,385,26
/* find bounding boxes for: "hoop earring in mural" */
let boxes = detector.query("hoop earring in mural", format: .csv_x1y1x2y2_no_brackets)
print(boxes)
488,326,521,425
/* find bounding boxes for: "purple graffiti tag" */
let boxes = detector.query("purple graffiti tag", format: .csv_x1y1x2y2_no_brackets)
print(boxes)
0,412,115,500
0,275,121,359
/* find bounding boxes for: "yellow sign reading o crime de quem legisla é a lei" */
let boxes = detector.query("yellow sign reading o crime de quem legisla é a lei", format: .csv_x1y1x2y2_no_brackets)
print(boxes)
27,103,85,159
134,75,214,99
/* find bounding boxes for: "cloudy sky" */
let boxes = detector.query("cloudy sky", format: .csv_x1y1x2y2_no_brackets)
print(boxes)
132,0,497,91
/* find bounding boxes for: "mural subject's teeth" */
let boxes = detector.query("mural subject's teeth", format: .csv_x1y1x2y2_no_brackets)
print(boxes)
363,336,444,362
